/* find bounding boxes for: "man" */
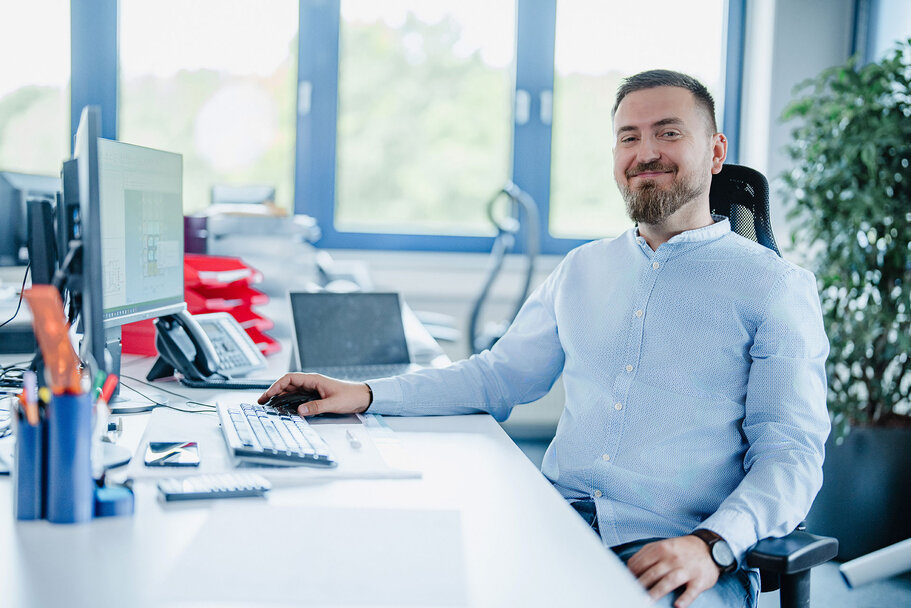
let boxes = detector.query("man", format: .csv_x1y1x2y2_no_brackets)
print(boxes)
260,70,830,608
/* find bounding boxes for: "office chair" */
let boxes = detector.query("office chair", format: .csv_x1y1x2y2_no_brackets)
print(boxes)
709,164,838,608
708,163,780,254
467,181,540,354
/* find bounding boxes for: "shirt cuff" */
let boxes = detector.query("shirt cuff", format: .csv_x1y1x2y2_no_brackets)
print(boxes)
362,376,404,416
697,509,759,567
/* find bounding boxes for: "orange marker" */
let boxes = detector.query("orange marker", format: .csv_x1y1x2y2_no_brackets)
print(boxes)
23,285,81,394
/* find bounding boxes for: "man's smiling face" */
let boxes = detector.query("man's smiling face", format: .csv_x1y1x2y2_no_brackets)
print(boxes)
612,86,717,226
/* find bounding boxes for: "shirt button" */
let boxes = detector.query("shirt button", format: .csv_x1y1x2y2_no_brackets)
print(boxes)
625,364,633,372
652,261,660,270
635,309,643,318
593,490,603,498
602,454,611,461
614,402,623,411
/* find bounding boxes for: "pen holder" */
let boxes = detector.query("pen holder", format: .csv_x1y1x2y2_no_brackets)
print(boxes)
12,409,47,521
46,392,94,524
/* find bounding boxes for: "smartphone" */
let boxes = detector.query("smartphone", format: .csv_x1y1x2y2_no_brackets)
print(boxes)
144,441,201,467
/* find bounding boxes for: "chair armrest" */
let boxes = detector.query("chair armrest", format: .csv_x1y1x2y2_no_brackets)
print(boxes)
746,530,839,575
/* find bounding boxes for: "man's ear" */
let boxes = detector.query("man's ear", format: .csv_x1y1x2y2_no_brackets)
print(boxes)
710,133,727,174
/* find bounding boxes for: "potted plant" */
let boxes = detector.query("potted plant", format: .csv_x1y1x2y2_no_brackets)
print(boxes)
781,39,911,560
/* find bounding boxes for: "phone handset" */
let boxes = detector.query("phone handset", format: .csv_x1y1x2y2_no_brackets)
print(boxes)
148,310,223,382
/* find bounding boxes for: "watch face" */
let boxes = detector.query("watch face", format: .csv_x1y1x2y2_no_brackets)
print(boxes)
712,540,736,568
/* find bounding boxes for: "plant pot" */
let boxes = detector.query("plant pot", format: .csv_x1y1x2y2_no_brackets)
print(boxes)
805,427,911,560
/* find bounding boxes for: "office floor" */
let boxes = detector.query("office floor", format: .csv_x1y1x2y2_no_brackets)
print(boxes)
511,438,911,608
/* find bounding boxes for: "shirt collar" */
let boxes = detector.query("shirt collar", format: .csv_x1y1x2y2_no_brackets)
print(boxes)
630,215,731,254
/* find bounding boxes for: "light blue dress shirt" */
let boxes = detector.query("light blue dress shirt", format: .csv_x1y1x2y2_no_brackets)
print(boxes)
368,218,830,564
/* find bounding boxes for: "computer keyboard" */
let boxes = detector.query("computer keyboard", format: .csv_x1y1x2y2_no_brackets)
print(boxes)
217,403,336,467
303,363,419,381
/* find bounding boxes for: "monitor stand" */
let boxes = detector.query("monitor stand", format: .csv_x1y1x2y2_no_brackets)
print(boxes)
104,325,161,414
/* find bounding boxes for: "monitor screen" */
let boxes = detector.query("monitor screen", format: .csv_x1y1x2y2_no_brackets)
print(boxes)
96,138,185,326
0,172,61,266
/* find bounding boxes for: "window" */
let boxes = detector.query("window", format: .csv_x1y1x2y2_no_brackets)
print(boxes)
334,1,516,236
75,0,742,253
118,0,298,214
0,0,70,175
548,0,727,240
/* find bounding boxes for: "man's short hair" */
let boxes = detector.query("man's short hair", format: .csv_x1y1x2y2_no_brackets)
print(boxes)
612,69,718,134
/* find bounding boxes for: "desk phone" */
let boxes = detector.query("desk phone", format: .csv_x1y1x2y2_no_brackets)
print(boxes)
147,311,271,389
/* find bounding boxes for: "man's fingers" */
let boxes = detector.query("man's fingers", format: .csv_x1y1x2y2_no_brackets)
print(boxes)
258,373,318,403
674,582,708,608
647,568,689,602
636,562,672,590
297,399,322,417
627,544,661,575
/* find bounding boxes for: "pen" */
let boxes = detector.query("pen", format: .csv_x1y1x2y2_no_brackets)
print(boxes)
22,371,39,426
345,429,362,449
92,370,107,400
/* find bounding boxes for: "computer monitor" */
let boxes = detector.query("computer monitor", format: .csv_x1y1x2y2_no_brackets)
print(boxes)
72,106,107,376
96,138,185,327
0,171,61,266
67,106,185,404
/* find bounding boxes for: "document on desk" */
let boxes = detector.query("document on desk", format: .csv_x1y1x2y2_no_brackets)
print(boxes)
155,505,468,607
125,406,421,483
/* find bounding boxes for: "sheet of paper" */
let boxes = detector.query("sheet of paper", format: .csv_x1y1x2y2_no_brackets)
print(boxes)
124,406,421,483
155,505,468,607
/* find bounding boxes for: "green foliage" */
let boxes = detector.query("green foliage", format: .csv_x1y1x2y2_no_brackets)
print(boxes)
782,39,911,440
335,13,511,235
0,85,69,174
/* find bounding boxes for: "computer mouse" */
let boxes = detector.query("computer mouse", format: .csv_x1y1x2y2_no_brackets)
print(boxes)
264,390,321,411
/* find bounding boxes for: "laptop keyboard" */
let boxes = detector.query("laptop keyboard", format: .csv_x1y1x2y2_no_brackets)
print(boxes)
303,363,418,381
218,403,336,467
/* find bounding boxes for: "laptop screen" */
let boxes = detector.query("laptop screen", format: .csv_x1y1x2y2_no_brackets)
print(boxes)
289,292,411,367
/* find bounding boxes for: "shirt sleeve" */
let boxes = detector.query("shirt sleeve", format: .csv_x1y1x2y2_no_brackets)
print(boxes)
367,255,571,421
698,266,830,565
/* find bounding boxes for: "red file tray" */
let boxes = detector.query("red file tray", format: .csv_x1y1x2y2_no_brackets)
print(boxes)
184,254,262,289
123,253,277,357
229,307,274,332
121,319,158,356
184,284,269,313
244,326,281,356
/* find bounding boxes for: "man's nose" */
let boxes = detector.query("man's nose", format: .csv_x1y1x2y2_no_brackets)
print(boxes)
635,137,661,164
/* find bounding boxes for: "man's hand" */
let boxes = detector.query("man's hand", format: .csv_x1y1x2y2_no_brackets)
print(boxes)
258,373,372,417
626,535,721,608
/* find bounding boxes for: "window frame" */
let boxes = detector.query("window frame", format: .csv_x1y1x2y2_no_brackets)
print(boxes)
71,0,747,256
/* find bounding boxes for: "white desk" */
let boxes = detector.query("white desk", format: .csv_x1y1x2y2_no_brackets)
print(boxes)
0,355,649,607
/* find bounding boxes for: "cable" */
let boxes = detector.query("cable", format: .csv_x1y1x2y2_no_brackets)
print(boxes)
119,374,216,413
119,380,215,414
0,263,30,329
0,362,29,389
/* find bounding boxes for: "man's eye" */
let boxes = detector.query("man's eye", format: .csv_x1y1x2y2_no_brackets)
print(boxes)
661,131,681,138
620,136,638,144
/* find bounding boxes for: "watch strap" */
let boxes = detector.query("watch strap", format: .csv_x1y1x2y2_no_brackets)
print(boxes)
692,529,736,573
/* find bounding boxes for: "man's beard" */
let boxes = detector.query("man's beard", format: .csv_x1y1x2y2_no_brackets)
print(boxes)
620,161,708,225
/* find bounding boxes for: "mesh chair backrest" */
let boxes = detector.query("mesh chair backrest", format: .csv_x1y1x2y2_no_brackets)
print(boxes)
708,164,780,256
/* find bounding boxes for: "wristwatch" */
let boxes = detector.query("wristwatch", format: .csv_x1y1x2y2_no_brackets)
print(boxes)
692,529,737,573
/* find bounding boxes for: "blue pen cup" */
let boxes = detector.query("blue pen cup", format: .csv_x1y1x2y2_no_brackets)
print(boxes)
46,392,94,524
12,410,46,520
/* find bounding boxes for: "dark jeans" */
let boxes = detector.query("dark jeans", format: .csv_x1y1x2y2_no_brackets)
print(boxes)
569,499,758,608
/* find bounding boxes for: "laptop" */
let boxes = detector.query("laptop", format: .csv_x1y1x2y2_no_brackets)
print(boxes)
288,292,424,381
